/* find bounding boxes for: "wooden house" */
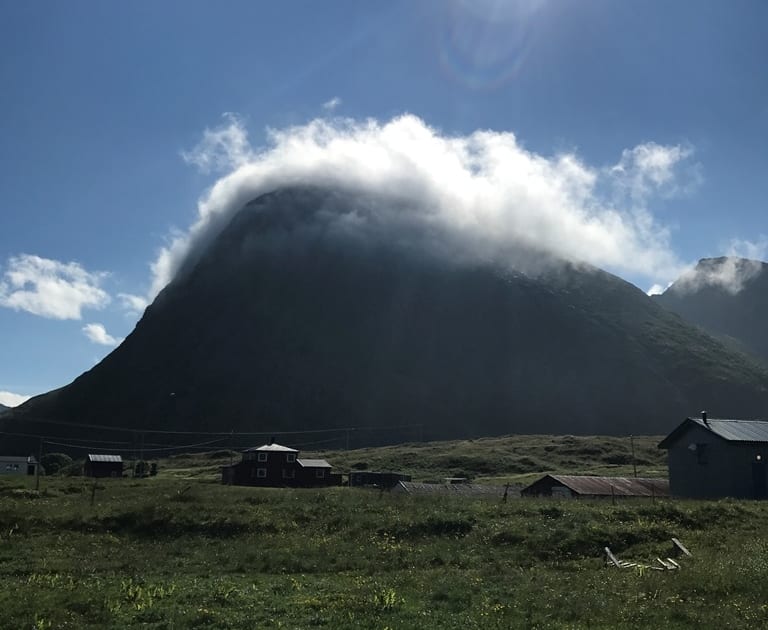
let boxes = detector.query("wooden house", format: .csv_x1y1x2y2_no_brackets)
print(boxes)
521,474,668,499
84,454,123,478
659,412,768,499
221,442,341,487
0,455,37,476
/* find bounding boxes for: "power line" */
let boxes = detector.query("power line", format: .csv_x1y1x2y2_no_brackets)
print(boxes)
1,416,422,438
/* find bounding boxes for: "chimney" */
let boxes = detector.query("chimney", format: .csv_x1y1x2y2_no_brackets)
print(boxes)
269,436,275,446
701,410,708,425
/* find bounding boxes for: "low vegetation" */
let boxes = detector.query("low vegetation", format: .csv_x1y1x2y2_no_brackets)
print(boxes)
1,435,765,628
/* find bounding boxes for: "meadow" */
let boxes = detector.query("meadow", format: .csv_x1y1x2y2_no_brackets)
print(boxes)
1,435,767,629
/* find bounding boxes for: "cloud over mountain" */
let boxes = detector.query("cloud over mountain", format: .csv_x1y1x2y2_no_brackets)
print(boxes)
156,114,697,297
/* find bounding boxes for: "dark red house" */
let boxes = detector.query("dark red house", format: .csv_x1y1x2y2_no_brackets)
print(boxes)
221,442,341,487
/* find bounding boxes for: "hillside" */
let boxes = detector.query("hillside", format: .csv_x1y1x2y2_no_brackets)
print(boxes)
12,188,768,442
654,257,768,362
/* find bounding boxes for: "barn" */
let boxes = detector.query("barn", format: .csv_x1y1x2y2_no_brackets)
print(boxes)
0,455,37,476
521,474,669,499
659,412,768,499
84,454,123,478
221,442,341,487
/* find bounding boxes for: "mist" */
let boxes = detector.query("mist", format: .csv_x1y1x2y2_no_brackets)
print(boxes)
152,114,699,298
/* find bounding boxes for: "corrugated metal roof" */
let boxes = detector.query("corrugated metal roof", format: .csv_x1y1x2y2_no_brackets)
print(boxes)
87,454,123,463
659,417,768,448
244,443,299,453
297,458,332,468
544,475,668,497
690,418,768,442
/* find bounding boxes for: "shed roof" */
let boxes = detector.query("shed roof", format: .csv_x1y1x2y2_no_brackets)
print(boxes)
659,417,768,449
526,474,668,497
298,458,332,468
87,454,123,463
244,443,299,453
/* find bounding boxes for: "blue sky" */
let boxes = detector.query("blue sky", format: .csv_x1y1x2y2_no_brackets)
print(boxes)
1,0,767,405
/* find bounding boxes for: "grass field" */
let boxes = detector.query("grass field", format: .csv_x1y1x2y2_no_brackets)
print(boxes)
2,434,767,629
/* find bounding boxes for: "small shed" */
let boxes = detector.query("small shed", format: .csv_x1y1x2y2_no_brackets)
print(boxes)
84,454,123,478
521,474,669,499
0,455,37,476
659,412,768,499
349,471,411,488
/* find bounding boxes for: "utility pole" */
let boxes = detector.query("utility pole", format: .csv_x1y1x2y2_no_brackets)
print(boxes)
35,438,42,491
630,435,638,478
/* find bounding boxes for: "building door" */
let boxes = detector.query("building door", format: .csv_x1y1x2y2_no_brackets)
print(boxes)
752,462,767,499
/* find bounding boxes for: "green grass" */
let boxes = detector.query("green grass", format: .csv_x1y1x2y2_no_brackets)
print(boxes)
2,435,766,629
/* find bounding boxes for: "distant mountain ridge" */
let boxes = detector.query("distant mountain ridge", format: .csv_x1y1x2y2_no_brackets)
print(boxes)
10,189,768,444
654,257,768,363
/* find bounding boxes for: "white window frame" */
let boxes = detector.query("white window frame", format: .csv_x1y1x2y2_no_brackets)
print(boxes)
256,468,267,478
257,452,268,462
286,453,296,463
315,469,325,478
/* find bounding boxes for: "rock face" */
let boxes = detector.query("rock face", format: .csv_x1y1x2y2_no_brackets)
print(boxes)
654,257,768,363
13,189,768,442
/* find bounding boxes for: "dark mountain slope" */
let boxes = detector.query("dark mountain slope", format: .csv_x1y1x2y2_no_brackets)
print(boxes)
12,189,768,440
654,257,768,363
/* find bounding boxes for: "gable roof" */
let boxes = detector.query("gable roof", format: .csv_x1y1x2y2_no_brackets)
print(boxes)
297,458,332,468
658,417,768,449
524,474,668,497
87,454,123,463
244,443,299,453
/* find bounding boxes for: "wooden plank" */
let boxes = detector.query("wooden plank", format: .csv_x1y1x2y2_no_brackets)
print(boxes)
671,537,692,557
667,557,681,569
656,557,674,570
605,547,623,567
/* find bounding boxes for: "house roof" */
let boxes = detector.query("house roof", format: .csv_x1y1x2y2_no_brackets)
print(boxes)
87,454,123,463
244,443,299,453
0,456,37,464
525,474,668,497
658,417,768,449
298,458,332,468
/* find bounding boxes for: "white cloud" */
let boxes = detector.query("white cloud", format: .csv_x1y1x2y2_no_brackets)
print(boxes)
0,255,110,320
180,112,253,174
726,236,768,262
610,142,700,203
158,114,701,297
82,322,123,347
670,237,767,295
322,97,342,111
646,283,669,296
117,292,149,316
0,391,31,407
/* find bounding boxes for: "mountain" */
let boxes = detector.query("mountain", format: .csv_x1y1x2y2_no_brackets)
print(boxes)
10,189,768,443
654,257,768,363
